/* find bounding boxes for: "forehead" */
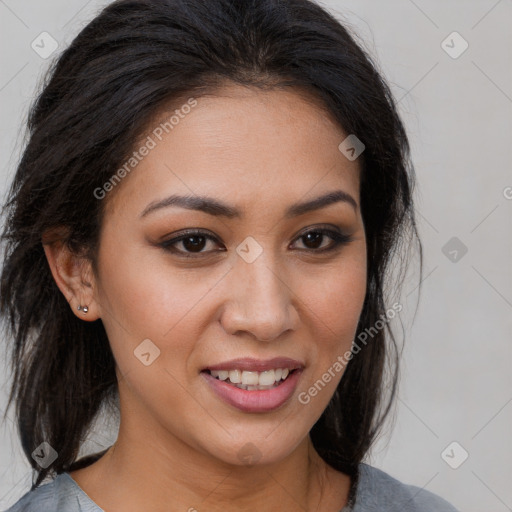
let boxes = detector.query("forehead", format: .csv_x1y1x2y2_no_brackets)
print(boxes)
103,84,361,219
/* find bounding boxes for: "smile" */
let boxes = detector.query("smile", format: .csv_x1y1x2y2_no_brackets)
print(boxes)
207,368,292,390
200,357,304,412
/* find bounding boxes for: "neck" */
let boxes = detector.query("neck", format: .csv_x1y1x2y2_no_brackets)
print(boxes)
71,424,350,512
70,384,351,512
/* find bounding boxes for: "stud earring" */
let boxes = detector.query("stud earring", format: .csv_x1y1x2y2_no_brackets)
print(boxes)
77,304,89,313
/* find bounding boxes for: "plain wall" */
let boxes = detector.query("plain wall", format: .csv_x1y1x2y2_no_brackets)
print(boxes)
1,1,510,510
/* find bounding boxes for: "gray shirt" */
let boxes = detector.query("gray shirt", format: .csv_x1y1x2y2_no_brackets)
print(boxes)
4,463,458,511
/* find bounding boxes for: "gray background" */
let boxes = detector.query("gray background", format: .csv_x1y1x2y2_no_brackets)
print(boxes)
1,1,511,510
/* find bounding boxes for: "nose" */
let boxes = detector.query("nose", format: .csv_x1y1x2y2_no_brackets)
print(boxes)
219,252,299,342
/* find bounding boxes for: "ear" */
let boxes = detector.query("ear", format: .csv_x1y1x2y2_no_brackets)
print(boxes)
42,227,102,321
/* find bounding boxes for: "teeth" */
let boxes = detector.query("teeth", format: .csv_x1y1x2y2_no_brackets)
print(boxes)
209,367,293,388
241,371,259,386
258,370,275,386
229,369,241,383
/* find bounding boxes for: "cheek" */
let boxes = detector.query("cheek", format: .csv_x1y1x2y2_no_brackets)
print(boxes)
95,235,219,376
304,258,366,342
295,257,366,397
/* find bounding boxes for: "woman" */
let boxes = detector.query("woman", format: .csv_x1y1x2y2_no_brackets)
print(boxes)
1,0,458,510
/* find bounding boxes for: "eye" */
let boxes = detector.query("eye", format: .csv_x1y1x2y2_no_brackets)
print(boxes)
158,226,354,258
291,227,354,252
159,230,223,257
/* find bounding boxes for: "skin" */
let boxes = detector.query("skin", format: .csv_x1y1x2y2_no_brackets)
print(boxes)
43,83,367,512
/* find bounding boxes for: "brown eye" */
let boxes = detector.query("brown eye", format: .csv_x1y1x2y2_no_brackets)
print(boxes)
159,230,223,257
180,235,208,253
300,231,324,249
159,226,354,259
292,228,354,252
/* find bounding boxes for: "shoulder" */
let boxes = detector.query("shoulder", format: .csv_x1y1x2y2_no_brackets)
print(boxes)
3,472,99,512
3,477,56,512
351,463,459,512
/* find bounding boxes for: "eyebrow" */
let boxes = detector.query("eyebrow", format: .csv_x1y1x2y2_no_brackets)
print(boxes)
139,189,358,219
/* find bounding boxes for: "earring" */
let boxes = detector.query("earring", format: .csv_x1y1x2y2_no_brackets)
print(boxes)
77,304,89,313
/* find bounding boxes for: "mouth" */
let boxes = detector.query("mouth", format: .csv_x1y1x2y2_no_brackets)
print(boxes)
201,367,298,391
200,357,304,413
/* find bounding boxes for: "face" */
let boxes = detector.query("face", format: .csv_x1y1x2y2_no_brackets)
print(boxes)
90,83,367,467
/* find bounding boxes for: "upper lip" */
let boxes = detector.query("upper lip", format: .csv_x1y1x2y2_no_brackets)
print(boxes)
203,357,304,372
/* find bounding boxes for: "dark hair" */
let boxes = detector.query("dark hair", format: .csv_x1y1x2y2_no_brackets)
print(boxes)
1,0,422,490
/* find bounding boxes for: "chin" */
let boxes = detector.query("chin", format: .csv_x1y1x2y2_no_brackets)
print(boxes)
202,430,307,468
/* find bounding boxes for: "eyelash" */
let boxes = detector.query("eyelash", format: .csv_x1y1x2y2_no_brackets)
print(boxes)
159,226,354,258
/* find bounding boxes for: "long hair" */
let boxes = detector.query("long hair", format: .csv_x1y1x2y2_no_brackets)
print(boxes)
0,0,422,489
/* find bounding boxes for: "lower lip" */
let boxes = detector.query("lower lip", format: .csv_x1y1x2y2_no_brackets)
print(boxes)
201,370,302,413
